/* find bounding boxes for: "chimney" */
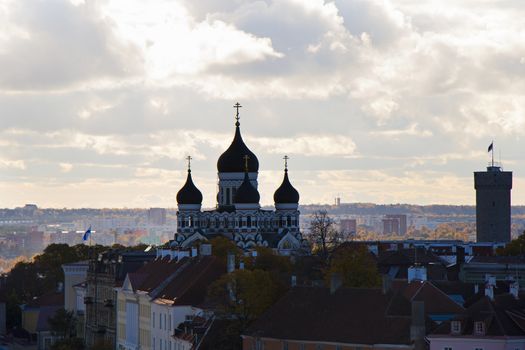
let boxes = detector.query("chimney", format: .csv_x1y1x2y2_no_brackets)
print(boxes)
510,281,519,299
456,246,465,265
410,301,425,350
227,253,235,273
330,273,343,295
382,274,391,294
291,275,297,287
485,283,494,300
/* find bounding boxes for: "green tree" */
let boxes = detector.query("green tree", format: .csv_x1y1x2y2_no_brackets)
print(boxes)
326,245,381,288
210,237,241,264
497,231,525,256
208,269,278,327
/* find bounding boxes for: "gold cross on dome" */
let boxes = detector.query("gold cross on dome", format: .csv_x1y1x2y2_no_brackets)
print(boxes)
234,102,242,122
243,155,250,172
186,155,192,170
283,155,289,170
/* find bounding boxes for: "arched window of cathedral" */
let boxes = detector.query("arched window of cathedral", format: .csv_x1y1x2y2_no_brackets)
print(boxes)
232,187,237,200
215,218,220,228
247,216,252,228
287,216,292,227
180,216,185,228
188,216,193,227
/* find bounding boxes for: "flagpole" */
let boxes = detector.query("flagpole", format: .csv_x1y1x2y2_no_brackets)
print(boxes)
491,140,494,167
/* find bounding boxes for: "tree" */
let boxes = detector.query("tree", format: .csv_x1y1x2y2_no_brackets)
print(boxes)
308,210,342,261
325,245,381,288
497,231,525,256
48,308,77,339
208,269,278,328
210,237,241,264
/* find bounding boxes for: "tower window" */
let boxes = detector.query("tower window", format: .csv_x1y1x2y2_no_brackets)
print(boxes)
215,218,220,228
287,216,292,227
247,216,252,228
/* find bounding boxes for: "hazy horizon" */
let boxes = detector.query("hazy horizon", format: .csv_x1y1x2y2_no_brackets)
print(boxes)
1,0,525,208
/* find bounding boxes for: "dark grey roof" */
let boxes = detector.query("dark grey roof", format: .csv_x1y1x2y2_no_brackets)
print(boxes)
177,170,203,205
234,172,260,204
274,169,299,204
217,122,259,173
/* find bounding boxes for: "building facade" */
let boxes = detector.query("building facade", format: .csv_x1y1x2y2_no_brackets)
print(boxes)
172,105,308,254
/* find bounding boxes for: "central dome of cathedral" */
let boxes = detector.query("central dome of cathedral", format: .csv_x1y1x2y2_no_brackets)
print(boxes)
217,120,259,173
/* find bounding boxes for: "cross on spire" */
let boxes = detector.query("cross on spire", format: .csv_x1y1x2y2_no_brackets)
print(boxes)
234,102,242,125
243,154,250,172
283,155,289,170
186,155,192,171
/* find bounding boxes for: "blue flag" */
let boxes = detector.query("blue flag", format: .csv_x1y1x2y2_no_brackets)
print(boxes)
488,142,493,152
83,226,92,241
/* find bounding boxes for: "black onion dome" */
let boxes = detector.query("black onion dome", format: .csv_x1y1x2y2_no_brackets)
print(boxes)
274,170,300,204
234,172,260,204
217,123,259,173
176,170,203,204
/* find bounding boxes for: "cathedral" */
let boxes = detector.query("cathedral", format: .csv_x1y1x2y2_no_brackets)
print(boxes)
171,104,308,254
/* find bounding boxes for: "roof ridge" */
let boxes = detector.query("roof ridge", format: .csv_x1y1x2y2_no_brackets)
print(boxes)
487,297,506,335
427,281,466,310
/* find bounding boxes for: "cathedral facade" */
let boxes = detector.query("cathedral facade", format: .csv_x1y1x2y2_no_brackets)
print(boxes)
171,104,308,254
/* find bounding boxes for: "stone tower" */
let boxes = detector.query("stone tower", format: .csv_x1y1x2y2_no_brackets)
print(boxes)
474,165,512,242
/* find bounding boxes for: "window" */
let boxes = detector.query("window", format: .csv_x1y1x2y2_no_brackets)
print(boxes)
152,312,155,328
226,188,231,205
247,216,252,228
335,346,342,350
316,345,324,350
287,216,292,226
282,341,288,350
159,313,162,329
153,337,156,350
474,321,485,335
474,348,483,350
451,320,461,334
443,347,452,350
168,314,172,331
164,314,167,330
299,345,305,350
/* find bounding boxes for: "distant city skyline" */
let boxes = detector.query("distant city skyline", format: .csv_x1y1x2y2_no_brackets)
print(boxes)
1,0,525,208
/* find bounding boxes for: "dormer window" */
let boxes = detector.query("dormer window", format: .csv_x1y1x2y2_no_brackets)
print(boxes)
451,320,461,334
474,321,485,335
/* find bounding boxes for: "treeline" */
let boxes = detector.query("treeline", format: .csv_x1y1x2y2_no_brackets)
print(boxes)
300,203,525,216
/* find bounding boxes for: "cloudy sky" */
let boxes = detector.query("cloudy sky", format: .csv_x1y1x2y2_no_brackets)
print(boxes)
1,0,525,208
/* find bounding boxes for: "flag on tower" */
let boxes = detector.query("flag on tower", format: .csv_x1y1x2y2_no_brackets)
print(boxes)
488,142,493,152
82,226,92,242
